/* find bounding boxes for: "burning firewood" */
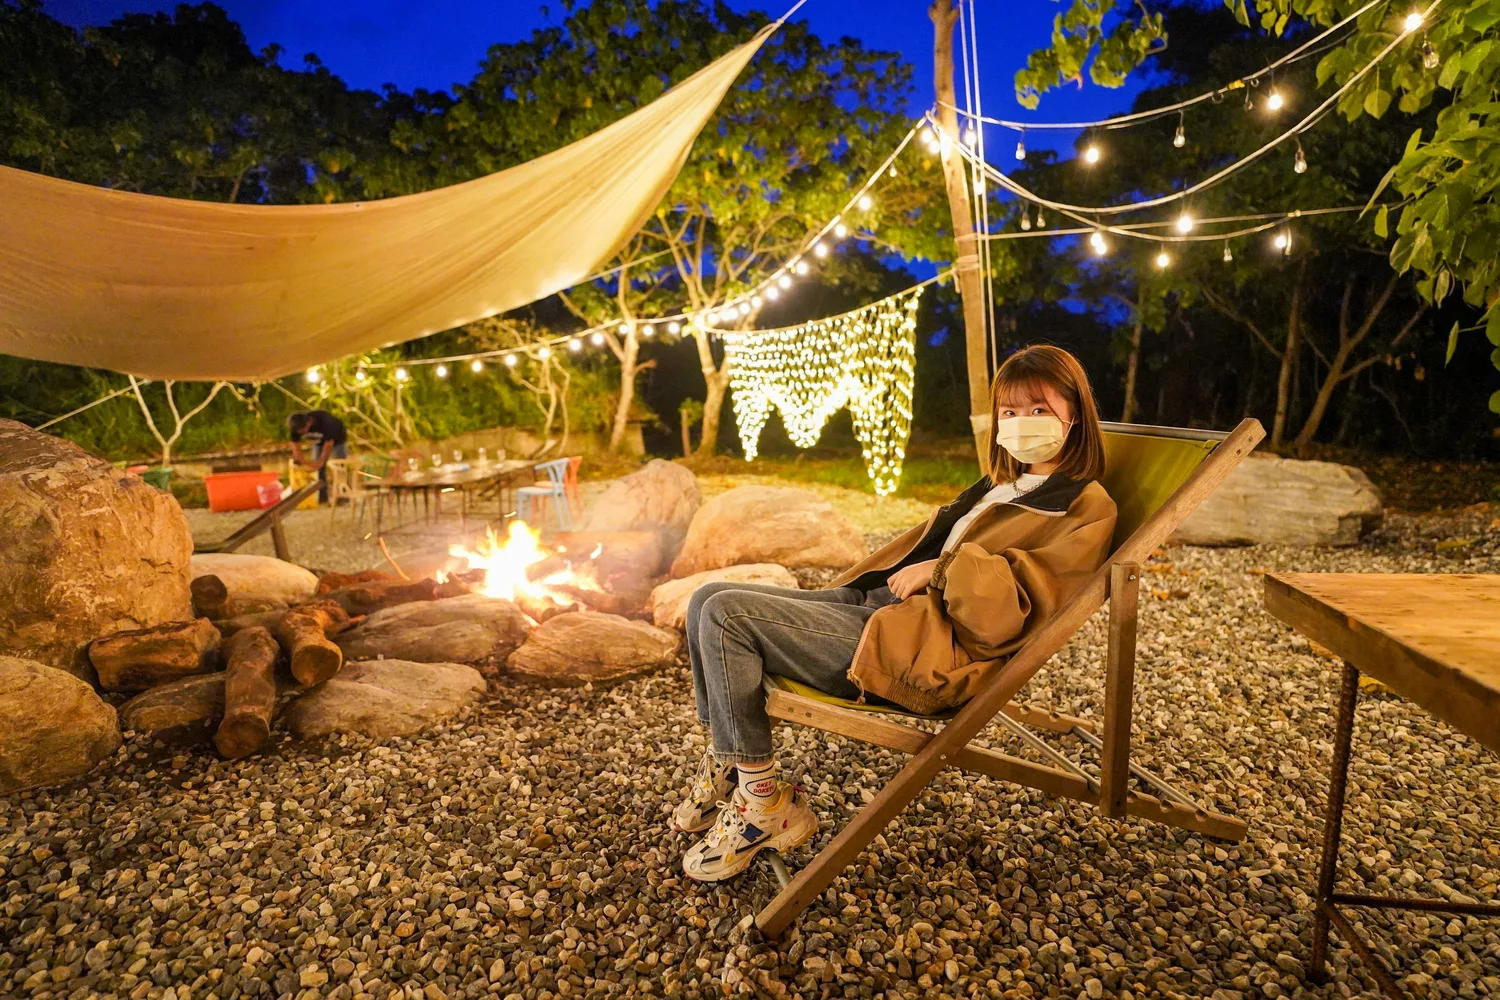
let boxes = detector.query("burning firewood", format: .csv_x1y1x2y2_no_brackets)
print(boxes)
274,603,351,687
214,626,281,759
316,568,396,595
321,577,445,616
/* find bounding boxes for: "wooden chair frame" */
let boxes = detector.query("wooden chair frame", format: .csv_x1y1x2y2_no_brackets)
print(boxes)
754,417,1266,936
193,480,321,562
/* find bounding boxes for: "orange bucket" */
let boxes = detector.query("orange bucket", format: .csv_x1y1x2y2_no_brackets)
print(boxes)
204,471,284,512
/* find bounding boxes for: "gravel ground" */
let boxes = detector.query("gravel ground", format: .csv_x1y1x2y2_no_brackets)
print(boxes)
4,503,1498,1000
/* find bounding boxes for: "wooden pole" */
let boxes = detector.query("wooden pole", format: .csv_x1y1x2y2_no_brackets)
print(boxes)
1099,562,1140,818
931,0,992,471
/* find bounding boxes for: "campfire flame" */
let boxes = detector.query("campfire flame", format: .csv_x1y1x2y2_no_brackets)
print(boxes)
446,520,601,615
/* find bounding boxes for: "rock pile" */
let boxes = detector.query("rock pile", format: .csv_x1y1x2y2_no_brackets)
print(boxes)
671,485,868,577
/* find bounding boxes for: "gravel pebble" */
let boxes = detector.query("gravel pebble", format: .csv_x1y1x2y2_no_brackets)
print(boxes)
4,501,1497,1000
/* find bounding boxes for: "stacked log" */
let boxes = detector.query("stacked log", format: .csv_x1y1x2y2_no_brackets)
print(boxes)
274,603,351,687
190,574,231,620
88,619,221,691
214,627,281,759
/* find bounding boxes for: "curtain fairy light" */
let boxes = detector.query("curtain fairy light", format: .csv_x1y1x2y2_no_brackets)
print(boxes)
722,288,923,495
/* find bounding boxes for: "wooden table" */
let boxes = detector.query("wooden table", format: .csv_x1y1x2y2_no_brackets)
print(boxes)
371,459,533,528
1263,573,1500,998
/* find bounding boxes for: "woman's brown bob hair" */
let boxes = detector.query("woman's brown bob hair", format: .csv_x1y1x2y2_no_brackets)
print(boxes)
987,344,1106,483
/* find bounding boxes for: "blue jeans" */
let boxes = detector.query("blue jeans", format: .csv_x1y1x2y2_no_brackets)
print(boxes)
685,582,874,763
317,442,348,504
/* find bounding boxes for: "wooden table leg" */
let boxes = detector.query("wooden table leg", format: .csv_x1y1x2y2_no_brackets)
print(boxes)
1310,659,1360,982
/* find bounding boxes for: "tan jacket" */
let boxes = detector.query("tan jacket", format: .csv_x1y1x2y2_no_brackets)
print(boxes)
829,475,1117,714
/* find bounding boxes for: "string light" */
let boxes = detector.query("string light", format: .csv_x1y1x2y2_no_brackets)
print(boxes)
794,260,810,275
777,274,792,289
470,359,483,372
1422,40,1440,68
813,242,830,258
1015,135,1026,161
1173,117,1186,148
1267,88,1285,111
1035,206,1046,227
858,194,874,211
766,286,781,301
1294,141,1308,174
1175,213,1195,233
536,346,552,360
1154,250,1171,269
504,354,518,367
752,295,764,308
737,302,751,317
1274,229,1292,253
435,364,448,378
569,337,583,352
1403,11,1423,31
642,324,655,338
394,367,409,382
1020,207,1032,231
962,127,977,147
590,331,605,346
355,370,367,382
305,368,321,384
667,321,681,335
1089,230,1108,256
834,221,849,238
1223,241,1234,262
1244,88,1255,112
1083,144,1101,164
726,289,922,496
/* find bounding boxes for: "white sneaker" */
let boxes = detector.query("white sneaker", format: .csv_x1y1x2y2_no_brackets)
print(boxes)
671,750,736,834
681,783,817,882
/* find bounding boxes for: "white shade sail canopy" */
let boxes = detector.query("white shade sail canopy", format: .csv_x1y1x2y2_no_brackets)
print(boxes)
0,29,771,381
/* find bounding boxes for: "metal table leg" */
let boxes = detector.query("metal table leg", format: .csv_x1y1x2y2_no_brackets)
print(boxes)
1310,659,1361,983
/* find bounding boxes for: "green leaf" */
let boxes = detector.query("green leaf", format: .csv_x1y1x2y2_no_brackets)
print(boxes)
1468,0,1500,32
1363,87,1392,119
1488,308,1500,347
1490,389,1500,415
1361,162,1401,217
1374,205,1389,238
1447,321,1461,364
1492,345,1500,370
1226,0,1250,26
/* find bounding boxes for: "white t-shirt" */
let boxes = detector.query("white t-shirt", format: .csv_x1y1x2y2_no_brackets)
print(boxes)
941,473,1050,554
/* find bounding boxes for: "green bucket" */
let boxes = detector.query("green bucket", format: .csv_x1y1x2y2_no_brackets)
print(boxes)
140,467,173,490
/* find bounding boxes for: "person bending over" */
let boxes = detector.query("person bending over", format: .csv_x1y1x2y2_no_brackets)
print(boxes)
288,409,348,505
672,344,1119,881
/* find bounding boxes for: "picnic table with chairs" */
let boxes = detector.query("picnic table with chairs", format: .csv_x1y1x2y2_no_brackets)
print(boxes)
323,450,582,533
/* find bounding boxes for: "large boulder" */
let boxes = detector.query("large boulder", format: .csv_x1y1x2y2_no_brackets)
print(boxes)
282,660,486,739
0,419,193,682
118,674,226,734
0,656,121,794
1173,454,1384,547
507,611,679,686
583,459,701,560
671,486,868,578
336,594,531,664
649,564,800,630
190,553,318,611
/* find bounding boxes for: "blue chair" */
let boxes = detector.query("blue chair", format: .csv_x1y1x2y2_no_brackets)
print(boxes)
516,456,580,530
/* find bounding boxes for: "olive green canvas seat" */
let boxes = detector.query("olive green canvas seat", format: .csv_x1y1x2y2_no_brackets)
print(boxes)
754,418,1265,937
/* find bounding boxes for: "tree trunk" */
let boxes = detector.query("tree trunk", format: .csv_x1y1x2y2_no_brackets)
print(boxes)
609,329,641,452
1295,343,1353,447
932,0,993,473
215,626,280,760
692,331,730,457
681,418,692,457
1270,264,1306,447
1121,306,1144,423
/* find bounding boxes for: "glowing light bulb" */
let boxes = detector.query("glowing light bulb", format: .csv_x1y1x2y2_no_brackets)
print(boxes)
1019,208,1032,232
1035,207,1046,227
667,321,681,335
305,368,321,384
568,337,583,352
1273,231,1292,254
962,128,976,147
737,302,751,316
435,364,448,378
1267,89,1284,111
1422,40,1440,68
766,286,781,301
1223,242,1234,263
1084,144,1101,164
641,324,655,338
778,274,792,289
1154,251,1171,269
857,194,874,211
1294,144,1307,173
794,260,809,275
751,295,763,308
355,370,367,382
394,367,409,382
1176,214,1194,234
1015,138,1026,161
504,353,518,367
1173,123,1185,148
1089,230,1108,255
707,310,721,324
920,126,934,144
471,359,483,372
887,166,898,178
813,242,830,258
834,221,849,239
1404,11,1423,31
590,331,605,346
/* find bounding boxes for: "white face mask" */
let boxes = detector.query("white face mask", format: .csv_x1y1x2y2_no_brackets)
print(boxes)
995,414,1071,465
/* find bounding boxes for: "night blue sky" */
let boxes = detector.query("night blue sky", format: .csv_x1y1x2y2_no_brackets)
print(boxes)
44,0,1148,157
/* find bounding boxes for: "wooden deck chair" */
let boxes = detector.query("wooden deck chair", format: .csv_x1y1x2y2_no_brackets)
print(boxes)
753,417,1265,936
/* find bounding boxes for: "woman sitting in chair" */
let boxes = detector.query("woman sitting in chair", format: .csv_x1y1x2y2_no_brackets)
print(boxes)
674,344,1118,881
